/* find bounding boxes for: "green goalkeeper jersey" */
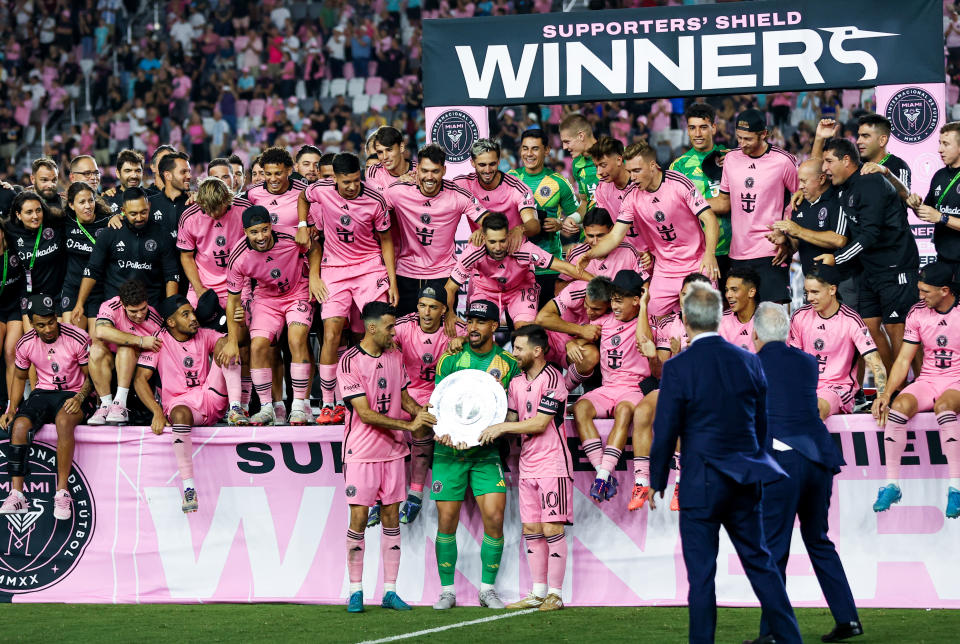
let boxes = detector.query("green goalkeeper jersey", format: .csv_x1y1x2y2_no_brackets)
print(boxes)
509,166,580,275
669,144,730,256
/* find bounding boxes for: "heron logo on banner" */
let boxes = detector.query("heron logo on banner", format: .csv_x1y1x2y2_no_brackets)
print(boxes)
0,441,95,594
431,109,480,163
886,87,940,144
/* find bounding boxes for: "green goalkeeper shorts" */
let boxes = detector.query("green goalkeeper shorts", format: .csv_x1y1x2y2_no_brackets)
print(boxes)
430,445,506,501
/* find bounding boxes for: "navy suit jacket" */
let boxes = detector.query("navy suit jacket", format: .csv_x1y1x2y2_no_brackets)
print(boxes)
651,334,786,509
757,341,846,473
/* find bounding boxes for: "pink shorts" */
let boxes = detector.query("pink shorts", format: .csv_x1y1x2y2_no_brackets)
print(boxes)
472,284,540,324
900,378,960,412
546,330,572,366
249,292,314,342
647,272,685,317
579,385,645,418
321,266,389,320
519,476,573,525
818,384,854,417
344,457,406,507
162,364,229,425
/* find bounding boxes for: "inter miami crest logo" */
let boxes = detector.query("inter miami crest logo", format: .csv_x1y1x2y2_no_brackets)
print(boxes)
345,485,357,498
42,228,55,241
183,356,194,368
744,177,755,189
611,335,621,347
340,215,351,226
937,335,948,348
144,239,157,252
420,213,431,224
430,109,480,164
885,87,940,144
377,377,387,389
270,269,281,279
51,362,59,373
215,236,226,247
0,441,95,594
422,352,434,364
61,296,70,309
814,338,825,351
654,211,665,223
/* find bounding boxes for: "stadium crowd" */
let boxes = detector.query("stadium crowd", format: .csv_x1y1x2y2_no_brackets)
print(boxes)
0,0,959,634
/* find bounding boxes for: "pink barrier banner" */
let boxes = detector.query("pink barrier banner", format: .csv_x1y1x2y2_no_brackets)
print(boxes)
1,414,958,607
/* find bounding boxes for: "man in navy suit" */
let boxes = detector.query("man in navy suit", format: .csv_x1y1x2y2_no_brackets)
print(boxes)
748,301,862,644
649,282,801,644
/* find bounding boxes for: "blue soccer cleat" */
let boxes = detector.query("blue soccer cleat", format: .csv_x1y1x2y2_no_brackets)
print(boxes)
399,494,422,525
589,478,608,502
946,487,960,519
381,590,412,611
605,475,619,500
348,590,364,613
872,483,902,512
367,501,381,528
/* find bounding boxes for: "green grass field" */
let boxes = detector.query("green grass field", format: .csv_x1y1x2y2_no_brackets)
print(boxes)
2,605,957,643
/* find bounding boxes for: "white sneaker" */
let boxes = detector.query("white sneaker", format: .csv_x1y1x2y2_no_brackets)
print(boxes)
87,406,110,426
249,406,276,426
433,591,456,610
479,588,505,609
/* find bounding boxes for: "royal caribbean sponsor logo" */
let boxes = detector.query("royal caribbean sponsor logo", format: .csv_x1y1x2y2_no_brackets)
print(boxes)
0,441,95,594
430,110,480,164
885,87,939,144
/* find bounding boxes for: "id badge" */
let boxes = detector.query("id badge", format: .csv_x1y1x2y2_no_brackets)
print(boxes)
24,270,32,294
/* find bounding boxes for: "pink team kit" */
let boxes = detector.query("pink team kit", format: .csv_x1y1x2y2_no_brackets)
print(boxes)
385,180,485,279
563,242,644,282
719,310,756,352
508,364,574,525
594,180,642,244
546,282,591,365
618,171,708,316
227,232,313,341
450,240,553,323
899,301,960,410
393,312,466,405
302,180,392,320
579,313,651,417
655,312,689,354
789,304,877,415
136,327,228,424
245,178,310,235
337,346,411,507
453,172,534,232
96,297,164,353
365,159,417,193
176,200,250,307
15,323,90,392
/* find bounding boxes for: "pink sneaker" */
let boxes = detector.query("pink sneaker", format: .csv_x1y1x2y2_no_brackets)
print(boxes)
88,406,110,426
274,402,287,425
0,490,28,515
53,489,72,520
105,402,129,424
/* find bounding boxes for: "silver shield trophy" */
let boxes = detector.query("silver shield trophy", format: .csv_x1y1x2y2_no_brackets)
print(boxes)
429,369,508,447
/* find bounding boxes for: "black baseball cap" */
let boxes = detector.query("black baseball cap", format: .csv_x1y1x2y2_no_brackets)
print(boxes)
919,261,956,288
159,294,191,321
27,293,56,316
611,270,645,297
242,205,272,229
466,299,499,322
809,263,842,286
418,285,444,304
735,108,767,133
195,288,225,326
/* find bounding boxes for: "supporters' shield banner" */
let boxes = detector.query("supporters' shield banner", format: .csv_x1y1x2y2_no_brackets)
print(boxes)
422,0,943,106
3,416,960,607
875,83,947,266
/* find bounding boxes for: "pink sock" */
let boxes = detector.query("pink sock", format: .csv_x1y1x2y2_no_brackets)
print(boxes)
241,376,252,407
581,438,603,470
564,366,591,391
546,532,568,591
410,438,434,492
290,362,311,402
251,367,273,406
599,446,622,474
524,533,548,587
381,526,401,587
633,456,650,485
171,425,194,481
884,411,910,481
346,529,365,585
319,363,337,405
222,362,242,405
937,411,960,479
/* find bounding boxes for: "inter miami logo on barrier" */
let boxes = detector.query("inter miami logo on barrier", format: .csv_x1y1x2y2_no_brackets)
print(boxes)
431,109,480,164
0,441,95,594
886,87,939,144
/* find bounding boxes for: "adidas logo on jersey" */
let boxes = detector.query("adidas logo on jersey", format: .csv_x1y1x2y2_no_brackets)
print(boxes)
482,196,490,202
652,197,659,203
424,339,432,344
265,256,274,262
940,319,949,326
341,203,349,210
423,200,432,207
748,163,756,169
817,324,825,330
740,329,749,335
269,200,278,206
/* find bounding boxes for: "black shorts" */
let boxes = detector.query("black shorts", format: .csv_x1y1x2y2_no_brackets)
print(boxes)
0,297,21,323
728,257,790,303
534,273,558,311
837,273,860,311
59,287,104,319
396,275,447,317
15,389,95,430
857,269,919,324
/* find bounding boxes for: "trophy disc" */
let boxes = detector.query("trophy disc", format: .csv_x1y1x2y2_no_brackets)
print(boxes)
429,369,508,448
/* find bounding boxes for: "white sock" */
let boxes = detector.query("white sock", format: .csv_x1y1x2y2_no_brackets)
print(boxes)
349,582,362,593
323,402,334,409
292,398,305,412
183,478,195,491
886,478,899,486
635,475,649,486
548,587,562,597
384,583,396,592
229,400,241,409
950,478,960,489
273,401,285,412
531,583,547,599
100,394,113,408
480,582,495,593
596,468,610,481
115,387,129,407
409,489,423,500
11,488,25,499
441,584,455,595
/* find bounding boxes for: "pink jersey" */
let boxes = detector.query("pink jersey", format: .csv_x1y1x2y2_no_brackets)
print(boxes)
903,299,960,382
244,178,310,234
719,309,756,352
562,241,643,282
789,303,877,389
553,281,590,325
137,327,222,406
338,345,411,463
365,159,417,193
596,312,652,387
655,312,689,354
226,232,309,299
176,200,249,298
450,239,553,293
618,170,708,277
15,323,89,392
508,364,572,479
453,172,534,231
594,179,643,245
719,145,798,260
385,180,485,279
393,313,466,399
96,296,164,335
302,180,390,272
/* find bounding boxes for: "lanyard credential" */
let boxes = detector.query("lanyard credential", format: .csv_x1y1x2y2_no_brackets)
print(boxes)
25,228,41,294
936,169,960,210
